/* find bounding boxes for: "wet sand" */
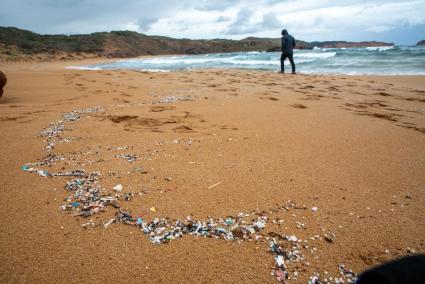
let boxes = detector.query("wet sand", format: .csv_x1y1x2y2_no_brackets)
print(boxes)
0,59,424,283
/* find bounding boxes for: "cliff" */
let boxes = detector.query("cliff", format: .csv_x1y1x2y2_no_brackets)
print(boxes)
0,27,393,62
417,40,425,45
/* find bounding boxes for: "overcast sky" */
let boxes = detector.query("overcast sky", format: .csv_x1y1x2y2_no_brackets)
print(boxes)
0,0,424,45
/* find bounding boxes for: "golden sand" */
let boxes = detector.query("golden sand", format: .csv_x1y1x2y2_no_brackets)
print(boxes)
0,60,424,283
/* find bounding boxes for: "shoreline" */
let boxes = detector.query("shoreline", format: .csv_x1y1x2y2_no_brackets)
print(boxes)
4,56,425,75
4,57,425,80
3,46,425,77
63,50,425,77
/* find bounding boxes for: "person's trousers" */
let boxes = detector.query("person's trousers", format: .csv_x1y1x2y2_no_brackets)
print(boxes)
280,52,295,73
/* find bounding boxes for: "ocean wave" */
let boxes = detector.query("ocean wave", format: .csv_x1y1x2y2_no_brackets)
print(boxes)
221,59,279,66
65,66,102,70
66,46,425,75
296,52,337,59
301,69,425,75
313,47,346,51
119,56,280,67
137,57,225,65
138,69,171,72
365,46,395,52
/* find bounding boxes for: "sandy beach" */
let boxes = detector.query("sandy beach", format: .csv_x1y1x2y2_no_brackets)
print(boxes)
0,59,424,283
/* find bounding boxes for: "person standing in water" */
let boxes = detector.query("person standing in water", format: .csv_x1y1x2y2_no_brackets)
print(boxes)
280,29,296,74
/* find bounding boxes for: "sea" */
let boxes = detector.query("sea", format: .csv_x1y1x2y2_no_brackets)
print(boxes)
69,45,425,75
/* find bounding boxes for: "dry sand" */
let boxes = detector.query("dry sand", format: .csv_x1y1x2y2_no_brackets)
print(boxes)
0,59,424,283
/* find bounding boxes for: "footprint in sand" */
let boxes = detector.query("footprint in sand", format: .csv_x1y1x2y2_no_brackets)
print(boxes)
327,86,340,92
375,92,392,97
259,96,279,101
403,97,425,103
109,115,138,123
0,116,26,122
301,94,324,100
120,92,133,97
150,106,176,112
23,110,49,115
354,111,402,122
399,124,425,134
290,103,307,109
299,85,315,90
267,97,279,101
173,125,193,133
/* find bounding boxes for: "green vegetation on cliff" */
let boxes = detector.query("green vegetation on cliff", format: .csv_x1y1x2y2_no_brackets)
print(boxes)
0,26,393,61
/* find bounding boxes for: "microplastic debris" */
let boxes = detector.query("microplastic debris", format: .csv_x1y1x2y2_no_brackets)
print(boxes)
208,182,221,189
19,105,360,283
104,218,116,228
254,221,266,230
133,167,148,174
225,217,234,225
275,255,284,267
113,184,123,192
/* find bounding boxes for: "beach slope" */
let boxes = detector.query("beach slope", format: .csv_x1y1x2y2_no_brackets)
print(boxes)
0,61,424,283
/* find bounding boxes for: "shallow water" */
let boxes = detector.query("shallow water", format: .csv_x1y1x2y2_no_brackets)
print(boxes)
69,45,425,75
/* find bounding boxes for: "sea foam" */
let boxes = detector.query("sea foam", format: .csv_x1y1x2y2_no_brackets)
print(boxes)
67,45,425,75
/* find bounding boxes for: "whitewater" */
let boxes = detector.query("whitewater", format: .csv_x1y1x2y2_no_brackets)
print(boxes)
69,45,425,75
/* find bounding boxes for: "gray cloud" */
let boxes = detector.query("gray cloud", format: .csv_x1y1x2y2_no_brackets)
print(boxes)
137,17,159,31
0,0,182,34
224,8,257,35
193,0,238,11
225,9,283,35
215,16,232,23
261,12,283,29
0,0,423,44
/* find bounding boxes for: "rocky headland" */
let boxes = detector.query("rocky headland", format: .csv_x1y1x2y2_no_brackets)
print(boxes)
0,26,393,62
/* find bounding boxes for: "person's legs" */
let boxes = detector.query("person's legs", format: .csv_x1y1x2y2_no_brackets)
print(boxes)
288,53,296,74
280,53,287,73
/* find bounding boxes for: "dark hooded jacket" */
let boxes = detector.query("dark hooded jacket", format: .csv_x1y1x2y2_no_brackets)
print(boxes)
281,29,296,53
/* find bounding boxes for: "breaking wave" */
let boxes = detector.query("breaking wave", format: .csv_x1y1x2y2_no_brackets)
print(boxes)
67,45,425,75
365,46,395,52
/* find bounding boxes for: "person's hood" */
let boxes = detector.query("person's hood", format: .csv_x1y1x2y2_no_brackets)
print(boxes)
281,29,288,36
